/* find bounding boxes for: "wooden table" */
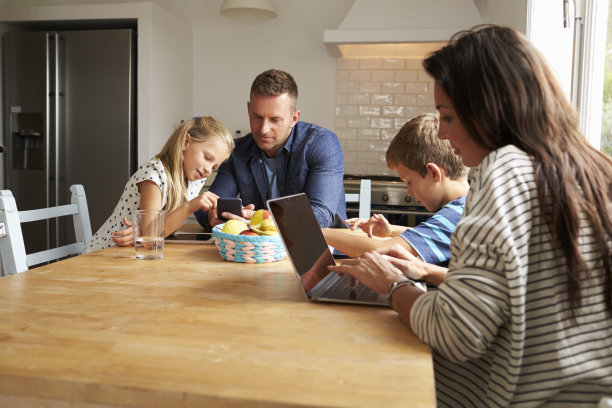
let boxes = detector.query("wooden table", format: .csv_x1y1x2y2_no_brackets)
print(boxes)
0,243,435,407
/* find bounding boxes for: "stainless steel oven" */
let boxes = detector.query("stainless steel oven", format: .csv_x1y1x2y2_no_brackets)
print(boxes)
343,175,434,227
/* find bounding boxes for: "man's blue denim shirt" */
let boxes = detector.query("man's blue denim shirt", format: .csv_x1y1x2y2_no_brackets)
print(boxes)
194,121,347,230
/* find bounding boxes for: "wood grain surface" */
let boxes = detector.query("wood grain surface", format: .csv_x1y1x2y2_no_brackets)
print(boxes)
0,243,435,407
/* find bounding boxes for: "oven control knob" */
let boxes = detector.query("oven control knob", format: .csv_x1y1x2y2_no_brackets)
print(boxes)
382,194,389,202
405,196,412,203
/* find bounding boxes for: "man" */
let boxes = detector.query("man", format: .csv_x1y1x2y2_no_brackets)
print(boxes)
195,69,346,230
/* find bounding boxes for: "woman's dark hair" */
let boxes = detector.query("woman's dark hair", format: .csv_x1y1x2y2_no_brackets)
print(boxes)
423,24,612,314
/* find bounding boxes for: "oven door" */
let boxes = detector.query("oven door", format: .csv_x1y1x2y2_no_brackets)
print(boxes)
346,205,433,227
343,176,433,227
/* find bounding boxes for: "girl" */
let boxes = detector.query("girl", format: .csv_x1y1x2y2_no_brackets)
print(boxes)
330,25,612,407
85,116,234,252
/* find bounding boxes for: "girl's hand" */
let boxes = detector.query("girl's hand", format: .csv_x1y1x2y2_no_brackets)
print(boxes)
345,213,392,237
189,191,219,212
111,217,134,247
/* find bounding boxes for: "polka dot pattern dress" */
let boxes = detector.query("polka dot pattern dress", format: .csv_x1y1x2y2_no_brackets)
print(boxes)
84,158,206,253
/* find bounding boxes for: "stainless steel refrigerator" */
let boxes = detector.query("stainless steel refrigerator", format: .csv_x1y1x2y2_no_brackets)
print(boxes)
2,29,136,254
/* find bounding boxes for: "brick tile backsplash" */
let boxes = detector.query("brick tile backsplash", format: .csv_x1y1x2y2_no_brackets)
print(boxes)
336,58,435,176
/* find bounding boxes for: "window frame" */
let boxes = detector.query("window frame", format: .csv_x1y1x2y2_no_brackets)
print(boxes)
527,0,609,149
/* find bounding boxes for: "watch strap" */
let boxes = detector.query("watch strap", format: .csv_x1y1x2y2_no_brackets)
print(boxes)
386,279,417,305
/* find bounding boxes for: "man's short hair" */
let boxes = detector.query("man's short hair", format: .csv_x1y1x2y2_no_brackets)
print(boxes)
250,69,298,112
386,113,466,180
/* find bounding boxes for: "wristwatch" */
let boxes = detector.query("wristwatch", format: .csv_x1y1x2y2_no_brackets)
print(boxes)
386,279,418,305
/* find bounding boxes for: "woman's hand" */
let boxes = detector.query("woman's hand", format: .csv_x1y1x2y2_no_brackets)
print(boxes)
345,213,393,237
375,244,448,286
328,250,406,294
111,217,134,246
373,244,428,281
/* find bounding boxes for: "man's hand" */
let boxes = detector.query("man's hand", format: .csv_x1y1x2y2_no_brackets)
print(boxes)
208,203,255,228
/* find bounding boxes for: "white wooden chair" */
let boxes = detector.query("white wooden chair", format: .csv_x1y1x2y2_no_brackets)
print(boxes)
345,178,371,219
0,184,92,276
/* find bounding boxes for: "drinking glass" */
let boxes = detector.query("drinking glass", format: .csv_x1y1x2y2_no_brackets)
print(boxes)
132,210,166,260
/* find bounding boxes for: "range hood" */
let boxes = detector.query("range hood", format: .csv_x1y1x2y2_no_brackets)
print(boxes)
324,0,487,58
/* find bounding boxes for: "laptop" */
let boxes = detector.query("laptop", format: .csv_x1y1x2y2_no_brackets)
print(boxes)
267,193,388,307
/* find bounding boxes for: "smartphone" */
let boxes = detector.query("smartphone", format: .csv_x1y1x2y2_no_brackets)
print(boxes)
217,197,243,221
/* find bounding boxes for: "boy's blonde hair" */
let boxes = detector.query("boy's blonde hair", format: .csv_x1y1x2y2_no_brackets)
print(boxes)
386,113,466,179
156,116,233,213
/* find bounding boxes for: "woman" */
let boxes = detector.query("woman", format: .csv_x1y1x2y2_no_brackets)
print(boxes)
329,25,612,407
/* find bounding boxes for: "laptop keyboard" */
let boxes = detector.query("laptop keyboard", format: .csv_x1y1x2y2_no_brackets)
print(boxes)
323,275,382,302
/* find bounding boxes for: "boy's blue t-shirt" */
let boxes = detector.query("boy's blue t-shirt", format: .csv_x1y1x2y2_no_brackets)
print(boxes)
400,196,466,267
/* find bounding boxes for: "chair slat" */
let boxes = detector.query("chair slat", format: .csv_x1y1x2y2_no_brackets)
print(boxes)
19,204,78,223
26,243,85,267
345,179,371,219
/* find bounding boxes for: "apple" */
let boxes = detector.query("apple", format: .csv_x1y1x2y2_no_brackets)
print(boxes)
221,219,249,235
239,230,258,236
250,209,272,227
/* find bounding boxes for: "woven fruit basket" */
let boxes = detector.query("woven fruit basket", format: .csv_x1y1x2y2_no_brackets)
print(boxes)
212,224,287,263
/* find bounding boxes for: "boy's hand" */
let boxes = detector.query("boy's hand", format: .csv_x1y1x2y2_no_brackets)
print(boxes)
345,213,392,238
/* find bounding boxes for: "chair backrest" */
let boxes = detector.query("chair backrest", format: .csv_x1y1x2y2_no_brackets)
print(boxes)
0,184,92,276
345,179,371,219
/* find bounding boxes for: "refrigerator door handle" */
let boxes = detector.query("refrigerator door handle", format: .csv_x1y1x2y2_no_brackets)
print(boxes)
45,32,50,209
45,32,51,248
54,31,60,245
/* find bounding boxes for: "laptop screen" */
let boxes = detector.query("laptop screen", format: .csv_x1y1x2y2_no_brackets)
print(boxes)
267,193,336,292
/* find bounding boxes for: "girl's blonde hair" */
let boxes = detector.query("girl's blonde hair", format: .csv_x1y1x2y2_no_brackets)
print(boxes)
155,116,233,213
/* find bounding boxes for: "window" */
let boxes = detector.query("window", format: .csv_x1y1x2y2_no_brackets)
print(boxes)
528,0,609,153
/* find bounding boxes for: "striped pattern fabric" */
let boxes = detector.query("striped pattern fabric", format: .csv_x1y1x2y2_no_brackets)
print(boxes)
410,145,612,407
400,196,466,267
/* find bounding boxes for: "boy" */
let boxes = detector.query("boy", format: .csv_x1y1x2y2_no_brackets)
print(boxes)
323,113,468,277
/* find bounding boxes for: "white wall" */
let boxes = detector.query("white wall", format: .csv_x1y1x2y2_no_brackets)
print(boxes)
188,0,353,137
488,0,528,32
147,4,192,156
